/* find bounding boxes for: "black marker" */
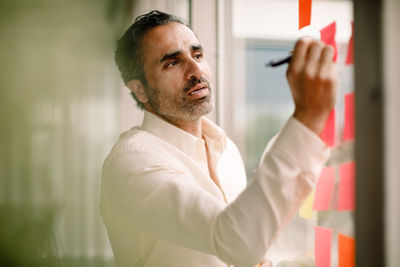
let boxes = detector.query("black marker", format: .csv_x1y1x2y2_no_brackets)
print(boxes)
265,55,292,67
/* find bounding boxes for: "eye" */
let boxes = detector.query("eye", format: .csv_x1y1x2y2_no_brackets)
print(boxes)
194,52,203,60
165,60,178,68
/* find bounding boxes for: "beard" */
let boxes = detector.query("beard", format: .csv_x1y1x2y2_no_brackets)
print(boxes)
144,77,214,122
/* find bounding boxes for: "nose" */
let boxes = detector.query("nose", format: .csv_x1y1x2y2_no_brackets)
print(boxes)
185,58,204,80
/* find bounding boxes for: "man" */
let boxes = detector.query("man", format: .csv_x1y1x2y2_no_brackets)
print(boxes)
101,10,337,267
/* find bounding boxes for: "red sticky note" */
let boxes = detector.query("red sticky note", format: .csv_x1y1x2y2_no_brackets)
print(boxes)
337,162,356,211
338,233,355,267
314,226,332,267
320,21,338,62
320,109,335,147
313,166,335,211
299,0,312,29
343,92,355,141
345,21,354,65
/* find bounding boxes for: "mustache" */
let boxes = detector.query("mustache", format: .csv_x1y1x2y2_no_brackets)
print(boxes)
183,77,210,93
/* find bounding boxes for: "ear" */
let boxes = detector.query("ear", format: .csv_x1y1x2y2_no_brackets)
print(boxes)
127,80,149,104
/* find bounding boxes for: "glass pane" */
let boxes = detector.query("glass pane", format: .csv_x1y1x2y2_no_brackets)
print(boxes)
220,0,354,265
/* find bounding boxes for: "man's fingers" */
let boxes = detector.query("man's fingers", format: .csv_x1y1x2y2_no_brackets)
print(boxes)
306,41,324,63
304,41,324,79
288,37,313,77
261,259,272,267
319,45,335,65
317,61,338,111
318,45,337,88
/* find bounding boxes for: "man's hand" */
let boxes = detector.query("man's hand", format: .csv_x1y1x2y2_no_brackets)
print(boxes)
286,37,338,136
250,258,272,267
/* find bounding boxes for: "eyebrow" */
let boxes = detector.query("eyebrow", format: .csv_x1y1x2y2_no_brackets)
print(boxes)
192,44,203,52
159,45,204,64
160,51,180,64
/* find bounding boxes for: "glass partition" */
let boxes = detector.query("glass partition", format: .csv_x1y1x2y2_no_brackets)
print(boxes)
218,0,355,265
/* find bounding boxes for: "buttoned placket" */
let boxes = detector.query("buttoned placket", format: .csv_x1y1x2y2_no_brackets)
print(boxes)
200,135,233,267
194,139,209,174
202,135,262,267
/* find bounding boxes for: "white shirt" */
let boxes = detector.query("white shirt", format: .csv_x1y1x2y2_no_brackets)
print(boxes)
100,111,330,267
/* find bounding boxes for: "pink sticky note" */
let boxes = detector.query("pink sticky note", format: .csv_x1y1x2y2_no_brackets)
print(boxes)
320,109,335,147
320,21,338,62
345,22,354,65
343,92,355,141
299,0,312,29
314,226,332,267
313,166,335,211
337,162,356,211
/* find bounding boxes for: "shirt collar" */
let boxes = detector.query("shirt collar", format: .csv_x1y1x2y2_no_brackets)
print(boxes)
141,110,227,157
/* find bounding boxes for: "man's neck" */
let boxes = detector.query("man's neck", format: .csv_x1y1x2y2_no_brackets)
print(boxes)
168,118,202,138
145,108,203,138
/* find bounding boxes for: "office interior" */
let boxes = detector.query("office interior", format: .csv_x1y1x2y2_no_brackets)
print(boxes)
0,0,398,266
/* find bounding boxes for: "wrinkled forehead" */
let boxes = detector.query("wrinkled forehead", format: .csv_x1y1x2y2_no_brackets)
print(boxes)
141,22,201,66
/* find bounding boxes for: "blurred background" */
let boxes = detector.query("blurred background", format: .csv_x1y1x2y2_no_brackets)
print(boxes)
0,0,398,266
0,0,122,266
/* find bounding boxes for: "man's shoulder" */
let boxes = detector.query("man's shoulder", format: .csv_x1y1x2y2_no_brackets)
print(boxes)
108,126,171,157
102,126,192,178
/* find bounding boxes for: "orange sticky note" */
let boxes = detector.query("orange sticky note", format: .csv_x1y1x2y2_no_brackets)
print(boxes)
320,109,335,147
320,21,338,62
299,0,312,29
338,233,355,267
343,92,355,141
314,226,332,267
345,22,354,65
337,162,356,211
313,166,335,211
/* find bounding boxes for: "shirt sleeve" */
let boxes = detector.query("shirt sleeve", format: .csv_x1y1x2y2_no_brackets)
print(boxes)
101,117,330,267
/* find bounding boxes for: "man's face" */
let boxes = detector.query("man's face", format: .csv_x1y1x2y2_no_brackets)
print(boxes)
140,22,213,122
